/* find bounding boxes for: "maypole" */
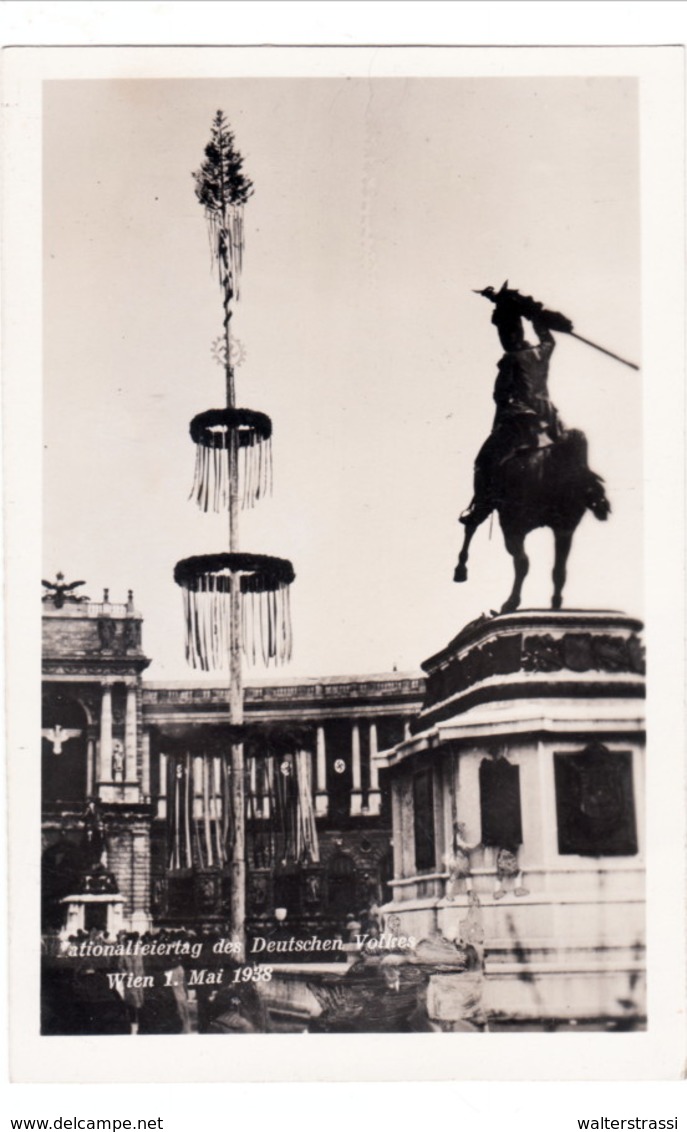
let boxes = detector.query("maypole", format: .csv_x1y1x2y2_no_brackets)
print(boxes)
174,112,294,961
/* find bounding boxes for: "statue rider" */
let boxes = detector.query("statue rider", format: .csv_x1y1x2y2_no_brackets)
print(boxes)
460,283,573,526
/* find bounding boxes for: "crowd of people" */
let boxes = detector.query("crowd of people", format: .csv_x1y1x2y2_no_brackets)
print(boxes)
42,925,269,1035
41,907,486,1035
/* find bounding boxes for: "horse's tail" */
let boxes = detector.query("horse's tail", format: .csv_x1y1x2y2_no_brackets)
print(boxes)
586,471,611,520
559,430,611,521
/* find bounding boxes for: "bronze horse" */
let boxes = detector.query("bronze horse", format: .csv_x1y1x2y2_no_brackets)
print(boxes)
454,429,610,613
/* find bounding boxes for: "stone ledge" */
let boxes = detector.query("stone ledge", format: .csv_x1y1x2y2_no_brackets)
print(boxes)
418,609,645,729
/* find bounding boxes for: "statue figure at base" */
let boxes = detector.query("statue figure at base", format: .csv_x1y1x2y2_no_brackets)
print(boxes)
444,821,480,901
455,283,611,613
78,800,118,895
493,846,529,900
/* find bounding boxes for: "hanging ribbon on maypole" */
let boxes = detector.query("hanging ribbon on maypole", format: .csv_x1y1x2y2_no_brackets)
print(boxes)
174,111,296,958
189,408,273,512
159,723,319,871
174,552,294,670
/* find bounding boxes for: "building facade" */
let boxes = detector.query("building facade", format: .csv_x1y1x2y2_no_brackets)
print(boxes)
42,585,646,1028
41,585,423,943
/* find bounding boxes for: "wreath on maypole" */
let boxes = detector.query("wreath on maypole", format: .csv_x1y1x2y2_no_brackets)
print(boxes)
175,553,294,669
170,113,304,959
189,408,273,511
187,111,274,513
175,110,295,673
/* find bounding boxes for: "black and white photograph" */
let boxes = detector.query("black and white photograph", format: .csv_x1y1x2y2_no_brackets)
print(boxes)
3,41,685,1084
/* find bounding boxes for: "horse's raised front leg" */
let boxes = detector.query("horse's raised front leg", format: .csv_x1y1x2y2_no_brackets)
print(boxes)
454,519,479,582
552,530,573,610
501,531,529,613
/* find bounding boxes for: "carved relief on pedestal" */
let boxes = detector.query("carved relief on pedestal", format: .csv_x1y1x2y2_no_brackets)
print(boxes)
522,634,562,672
522,631,645,675
424,619,646,714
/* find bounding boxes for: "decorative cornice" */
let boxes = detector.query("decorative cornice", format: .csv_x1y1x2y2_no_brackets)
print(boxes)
413,677,645,733
419,614,645,724
43,658,151,678
423,609,644,674
141,676,424,707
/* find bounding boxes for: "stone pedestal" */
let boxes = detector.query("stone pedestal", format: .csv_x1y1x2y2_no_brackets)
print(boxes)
380,610,646,1026
98,781,141,804
60,893,124,939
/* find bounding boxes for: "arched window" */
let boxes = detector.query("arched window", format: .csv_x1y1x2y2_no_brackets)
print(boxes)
42,692,88,804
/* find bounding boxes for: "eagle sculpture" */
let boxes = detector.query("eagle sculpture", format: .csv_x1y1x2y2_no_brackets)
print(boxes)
42,573,89,608
41,724,82,754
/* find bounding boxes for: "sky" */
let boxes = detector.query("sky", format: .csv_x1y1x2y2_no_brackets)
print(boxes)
43,74,641,681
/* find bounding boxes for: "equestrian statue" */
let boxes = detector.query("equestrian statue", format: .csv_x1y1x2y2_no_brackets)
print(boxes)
454,282,613,614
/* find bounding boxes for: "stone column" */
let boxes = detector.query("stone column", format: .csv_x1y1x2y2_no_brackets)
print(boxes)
351,722,363,816
108,899,126,937
537,740,557,868
315,725,328,817
193,755,203,820
399,773,415,877
86,727,96,797
60,900,84,941
158,752,167,819
129,826,151,933
390,782,403,897
213,757,223,824
249,757,261,817
141,729,151,799
98,681,113,785
261,760,271,820
367,721,381,815
124,682,138,783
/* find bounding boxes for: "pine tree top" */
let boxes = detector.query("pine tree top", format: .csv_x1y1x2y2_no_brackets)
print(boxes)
192,110,254,213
